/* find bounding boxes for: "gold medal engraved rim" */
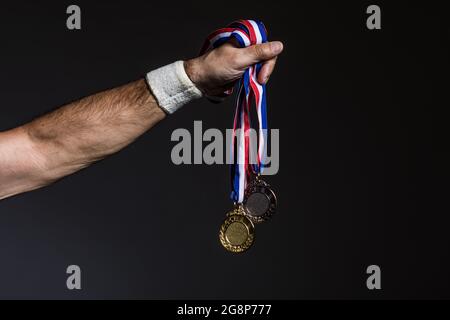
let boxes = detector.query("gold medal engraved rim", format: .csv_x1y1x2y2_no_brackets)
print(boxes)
243,178,277,224
219,208,255,253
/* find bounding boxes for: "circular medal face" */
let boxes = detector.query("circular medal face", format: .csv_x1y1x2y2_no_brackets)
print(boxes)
219,209,255,253
244,179,277,224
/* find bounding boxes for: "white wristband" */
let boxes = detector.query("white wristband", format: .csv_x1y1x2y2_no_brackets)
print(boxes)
145,61,203,114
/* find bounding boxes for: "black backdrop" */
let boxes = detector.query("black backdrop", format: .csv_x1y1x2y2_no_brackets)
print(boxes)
0,1,448,299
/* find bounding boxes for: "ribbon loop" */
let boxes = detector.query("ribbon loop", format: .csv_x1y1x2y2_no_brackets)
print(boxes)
201,20,269,203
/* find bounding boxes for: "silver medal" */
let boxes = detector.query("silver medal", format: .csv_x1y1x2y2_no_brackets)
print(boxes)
243,177,277,224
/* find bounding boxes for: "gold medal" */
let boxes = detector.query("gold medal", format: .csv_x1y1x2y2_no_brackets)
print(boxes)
219,205,255,253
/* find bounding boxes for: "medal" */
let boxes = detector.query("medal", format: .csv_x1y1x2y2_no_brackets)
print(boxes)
244,176,277,224
219,205,255,253
201,20,277,253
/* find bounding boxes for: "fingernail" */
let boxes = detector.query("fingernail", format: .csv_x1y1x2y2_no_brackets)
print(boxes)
271,41,283,54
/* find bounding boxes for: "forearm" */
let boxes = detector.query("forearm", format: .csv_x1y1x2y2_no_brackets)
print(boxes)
0,79,165,200
25,79,165,179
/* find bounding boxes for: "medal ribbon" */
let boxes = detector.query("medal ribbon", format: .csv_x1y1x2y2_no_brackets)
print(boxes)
200,20,269,203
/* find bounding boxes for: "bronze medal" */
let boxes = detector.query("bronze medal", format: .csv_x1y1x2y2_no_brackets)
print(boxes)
243,177,277,224
219,205,255,253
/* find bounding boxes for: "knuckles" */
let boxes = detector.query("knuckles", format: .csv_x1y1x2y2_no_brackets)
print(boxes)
253,45,266,59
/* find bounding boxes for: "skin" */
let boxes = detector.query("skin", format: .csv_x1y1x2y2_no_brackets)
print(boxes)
0,41,283,200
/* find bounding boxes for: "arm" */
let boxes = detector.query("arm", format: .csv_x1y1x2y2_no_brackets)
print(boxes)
0,41,283,200
0,79,162,200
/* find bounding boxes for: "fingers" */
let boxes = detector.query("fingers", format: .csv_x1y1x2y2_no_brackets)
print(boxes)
239,41,284,67
257,56,278,84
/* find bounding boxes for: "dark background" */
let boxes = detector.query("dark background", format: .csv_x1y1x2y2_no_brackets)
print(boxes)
0,0,448,299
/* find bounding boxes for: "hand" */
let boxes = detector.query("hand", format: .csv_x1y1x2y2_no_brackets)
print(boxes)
185,41,284,97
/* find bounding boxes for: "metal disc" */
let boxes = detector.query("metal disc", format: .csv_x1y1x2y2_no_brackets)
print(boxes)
243,178,277,224
219,208,255,253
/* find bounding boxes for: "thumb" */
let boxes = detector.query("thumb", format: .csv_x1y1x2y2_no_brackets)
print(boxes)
240,41,284,67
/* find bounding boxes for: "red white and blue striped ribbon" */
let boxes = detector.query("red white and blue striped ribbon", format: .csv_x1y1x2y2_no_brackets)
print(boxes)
200,20,269,203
